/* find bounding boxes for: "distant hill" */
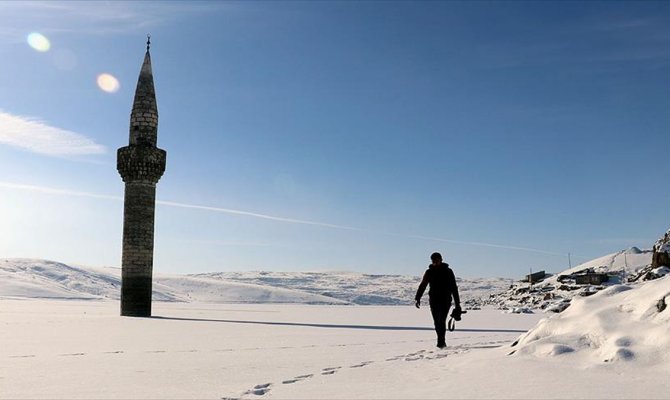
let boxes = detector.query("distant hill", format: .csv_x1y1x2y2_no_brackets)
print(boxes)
0,259,346,304
0,258,511,305
6,251,659,308
193,271,512,305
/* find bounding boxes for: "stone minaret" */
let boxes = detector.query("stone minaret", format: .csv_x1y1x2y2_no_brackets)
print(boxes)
117,36,166,317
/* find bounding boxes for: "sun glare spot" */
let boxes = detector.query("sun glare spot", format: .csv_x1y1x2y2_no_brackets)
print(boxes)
27,32,51,52
97,73,120,93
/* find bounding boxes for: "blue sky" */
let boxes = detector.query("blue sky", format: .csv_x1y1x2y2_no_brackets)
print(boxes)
0,1,669,278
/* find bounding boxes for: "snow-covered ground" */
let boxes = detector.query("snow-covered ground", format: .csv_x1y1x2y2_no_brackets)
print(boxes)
2,298,668,399
2,256,670,399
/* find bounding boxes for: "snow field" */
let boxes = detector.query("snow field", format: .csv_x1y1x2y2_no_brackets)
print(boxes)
0,300,538,399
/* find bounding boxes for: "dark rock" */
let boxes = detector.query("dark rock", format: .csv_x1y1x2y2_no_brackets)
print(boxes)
652,229,670,268
652,251,670,269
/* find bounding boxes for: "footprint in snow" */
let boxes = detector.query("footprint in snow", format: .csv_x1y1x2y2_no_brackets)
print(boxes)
321,366,341,375
404,350,428,361
349,361,373,368
282,374,313,384
246,383,271,396
423,352,449,360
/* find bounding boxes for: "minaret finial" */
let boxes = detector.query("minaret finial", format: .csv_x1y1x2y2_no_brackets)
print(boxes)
146,34,151,52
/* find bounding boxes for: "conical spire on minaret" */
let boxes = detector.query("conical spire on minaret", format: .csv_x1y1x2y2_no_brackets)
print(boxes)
129,34,158,147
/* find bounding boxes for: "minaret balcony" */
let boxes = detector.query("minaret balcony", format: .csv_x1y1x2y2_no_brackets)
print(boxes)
117,145,166,184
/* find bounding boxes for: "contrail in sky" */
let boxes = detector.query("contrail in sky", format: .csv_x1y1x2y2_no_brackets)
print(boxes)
155,200,361,231
0,181,361,231
0,181,119,201
0,180,567,257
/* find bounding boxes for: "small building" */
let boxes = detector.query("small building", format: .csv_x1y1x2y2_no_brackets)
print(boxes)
575,273,609,285
524,270,546,283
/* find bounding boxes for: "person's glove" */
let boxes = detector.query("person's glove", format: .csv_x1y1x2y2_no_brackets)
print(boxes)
451,304,463,321
415,299,421,309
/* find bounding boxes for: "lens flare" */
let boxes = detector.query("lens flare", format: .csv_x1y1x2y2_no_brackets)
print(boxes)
27,32,51,52
97,73,120,93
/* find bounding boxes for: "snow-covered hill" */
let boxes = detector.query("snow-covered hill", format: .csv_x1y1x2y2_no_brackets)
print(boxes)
0,259,347,304
0,258,511,305
4,249,662,308
0,259,121,300
484,247,668,313
194,271,511,305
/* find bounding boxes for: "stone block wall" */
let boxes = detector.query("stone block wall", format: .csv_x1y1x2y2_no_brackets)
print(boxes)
129,69,158,147
120,182,158,317
117,145,165,317
117,145,166,184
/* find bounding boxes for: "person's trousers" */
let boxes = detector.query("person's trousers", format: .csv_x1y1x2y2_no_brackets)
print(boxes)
430,302,451,345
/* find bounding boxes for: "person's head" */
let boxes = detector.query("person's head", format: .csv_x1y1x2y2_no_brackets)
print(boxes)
430,252,442,265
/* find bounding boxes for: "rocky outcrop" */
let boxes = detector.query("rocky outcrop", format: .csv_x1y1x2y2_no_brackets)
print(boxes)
652,229,670,268
627,264,670,282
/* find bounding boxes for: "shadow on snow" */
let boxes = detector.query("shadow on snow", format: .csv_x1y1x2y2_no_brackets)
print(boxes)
151,316,527,333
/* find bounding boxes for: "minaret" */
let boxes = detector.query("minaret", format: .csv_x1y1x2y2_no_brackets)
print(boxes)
117,36,166,317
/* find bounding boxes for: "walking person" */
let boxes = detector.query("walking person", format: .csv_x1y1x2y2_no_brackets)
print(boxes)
415,252,461,348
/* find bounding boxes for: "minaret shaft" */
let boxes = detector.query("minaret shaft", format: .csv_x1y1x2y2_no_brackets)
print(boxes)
120,182,157,317
117,39,166,317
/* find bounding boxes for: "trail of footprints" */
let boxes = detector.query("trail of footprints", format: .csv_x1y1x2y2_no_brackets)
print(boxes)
7,338,505,400
236,340,509,398
236,344,487,398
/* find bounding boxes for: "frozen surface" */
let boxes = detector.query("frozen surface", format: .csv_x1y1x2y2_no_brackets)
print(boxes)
1,299,668,399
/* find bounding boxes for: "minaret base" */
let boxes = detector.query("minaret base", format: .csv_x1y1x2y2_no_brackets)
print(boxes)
118,182,160,318
121,275,153,317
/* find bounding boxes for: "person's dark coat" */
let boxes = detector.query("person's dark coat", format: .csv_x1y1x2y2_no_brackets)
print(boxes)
415,262,460,306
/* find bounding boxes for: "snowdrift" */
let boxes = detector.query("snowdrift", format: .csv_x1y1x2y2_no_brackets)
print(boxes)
511,274,670,367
